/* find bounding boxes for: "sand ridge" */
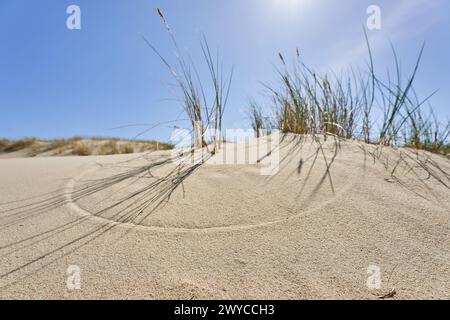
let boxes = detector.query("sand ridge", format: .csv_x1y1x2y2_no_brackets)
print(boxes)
0,135,449,299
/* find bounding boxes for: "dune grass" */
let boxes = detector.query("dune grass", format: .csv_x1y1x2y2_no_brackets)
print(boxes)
100,139,120,155
69,136,83,142
1,138,37,152
145,8,233,155
254,35,449,156
72,143,92,156
247,100,273,138
0,139,10,150
0,137,173,157
99,139,135,155
121,143,134,154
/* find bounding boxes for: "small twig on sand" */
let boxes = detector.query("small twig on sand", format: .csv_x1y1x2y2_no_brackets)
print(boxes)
378,288,397,299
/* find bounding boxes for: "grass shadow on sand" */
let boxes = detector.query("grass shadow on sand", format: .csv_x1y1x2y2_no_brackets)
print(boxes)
0,138,449,290
0,150,206,288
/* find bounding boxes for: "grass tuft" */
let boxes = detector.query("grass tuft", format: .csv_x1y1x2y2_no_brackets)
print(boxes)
0,139,10,150
145,7,233,155
247,100,272,138
100,139,119,155
121,143,134,154
3,138,37,152
257,36,449,156
72,143,92,156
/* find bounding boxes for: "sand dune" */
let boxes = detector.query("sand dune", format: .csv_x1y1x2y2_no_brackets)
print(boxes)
0,134,449,299
0,138,172,159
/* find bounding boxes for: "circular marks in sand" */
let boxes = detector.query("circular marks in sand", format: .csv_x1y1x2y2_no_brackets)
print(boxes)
66,143,364,232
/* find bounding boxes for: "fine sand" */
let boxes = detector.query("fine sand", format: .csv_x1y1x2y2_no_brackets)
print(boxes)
0,134,449,299
0,138,171,159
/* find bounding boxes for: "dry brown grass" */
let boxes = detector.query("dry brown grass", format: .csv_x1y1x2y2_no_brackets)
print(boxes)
0,139,10,150
99,140,138,155
72,143,92,156
0,137,173,157
69,136,83,142
121,143,134,154
155,141,173,150
139,141,173,152
34,140,69,155
100,139,120,155
2,138,37,152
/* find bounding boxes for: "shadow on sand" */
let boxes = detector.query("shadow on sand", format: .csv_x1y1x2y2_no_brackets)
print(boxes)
0,135,448,291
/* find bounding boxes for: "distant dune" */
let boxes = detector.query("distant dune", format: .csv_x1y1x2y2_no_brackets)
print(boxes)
0,137,173,158
0,134,449,299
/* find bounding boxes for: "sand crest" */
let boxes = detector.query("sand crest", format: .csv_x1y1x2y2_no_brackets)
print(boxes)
0,134,449,299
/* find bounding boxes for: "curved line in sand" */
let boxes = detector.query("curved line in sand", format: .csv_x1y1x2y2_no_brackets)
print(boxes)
64,161,365,233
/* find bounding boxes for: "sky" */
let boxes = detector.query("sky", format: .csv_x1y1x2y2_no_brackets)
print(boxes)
0,0,449,142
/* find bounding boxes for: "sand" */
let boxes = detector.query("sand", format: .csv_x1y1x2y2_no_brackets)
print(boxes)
0,134,449,299
0,138,170,159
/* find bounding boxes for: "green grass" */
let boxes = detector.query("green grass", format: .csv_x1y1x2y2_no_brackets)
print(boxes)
145,8,233,154
254,34,449,156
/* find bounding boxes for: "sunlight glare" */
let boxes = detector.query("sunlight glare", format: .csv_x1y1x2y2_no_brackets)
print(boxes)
270,0,315,15
273,0,306,10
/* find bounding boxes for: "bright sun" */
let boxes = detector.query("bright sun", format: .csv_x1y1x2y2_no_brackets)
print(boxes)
274,0,304,8
272,0,312,12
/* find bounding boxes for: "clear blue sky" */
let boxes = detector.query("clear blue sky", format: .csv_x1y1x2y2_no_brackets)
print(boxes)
1,0,449,142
